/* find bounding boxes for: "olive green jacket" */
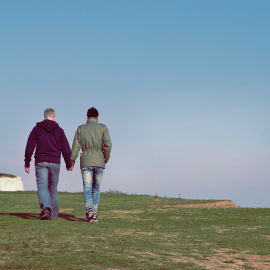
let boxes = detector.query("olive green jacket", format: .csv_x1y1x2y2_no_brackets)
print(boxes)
71,117,112,169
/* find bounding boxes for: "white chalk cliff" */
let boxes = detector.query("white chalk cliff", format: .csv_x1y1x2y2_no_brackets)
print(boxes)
0,176,24,191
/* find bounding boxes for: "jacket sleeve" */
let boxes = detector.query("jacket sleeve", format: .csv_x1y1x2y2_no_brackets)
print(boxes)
70,127,81,167
102,126,112,163
24,127,37,168
60,129,73,169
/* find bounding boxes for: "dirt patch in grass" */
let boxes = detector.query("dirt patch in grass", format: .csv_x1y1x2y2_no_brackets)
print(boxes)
245,227,262,230
110,210,144,214
107,210,146,221
137,232,155,236
105,211,145,221
134,249,270,269
116,230,136,236
149,200,238,208
209,249,270,270
134,251,159,257
212,226,230,234
59,208,74,213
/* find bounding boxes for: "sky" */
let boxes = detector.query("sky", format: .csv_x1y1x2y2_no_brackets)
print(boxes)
1,0,269,207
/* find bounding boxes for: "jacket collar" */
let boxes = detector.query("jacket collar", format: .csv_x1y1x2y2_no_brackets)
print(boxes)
87,117,98,123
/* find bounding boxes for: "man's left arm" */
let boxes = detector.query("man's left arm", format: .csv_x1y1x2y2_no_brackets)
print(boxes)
24,127,37,173
102,126,112,163
60,129,73,170
70,127,81,167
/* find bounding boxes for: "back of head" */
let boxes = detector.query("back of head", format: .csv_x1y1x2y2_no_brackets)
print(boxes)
44,108,55,119
87,107,99,118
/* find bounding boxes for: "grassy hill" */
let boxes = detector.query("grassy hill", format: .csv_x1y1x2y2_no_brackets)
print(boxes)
1,191,269,269
0,173,17,178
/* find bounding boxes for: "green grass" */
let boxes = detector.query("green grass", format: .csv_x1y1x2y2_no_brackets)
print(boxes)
0,173,17,178
1,191,269,269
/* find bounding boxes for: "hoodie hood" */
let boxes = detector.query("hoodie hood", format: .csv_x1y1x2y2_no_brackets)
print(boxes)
36,119,60,133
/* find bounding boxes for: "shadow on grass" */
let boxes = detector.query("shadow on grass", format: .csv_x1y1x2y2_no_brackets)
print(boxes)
0,213,85,222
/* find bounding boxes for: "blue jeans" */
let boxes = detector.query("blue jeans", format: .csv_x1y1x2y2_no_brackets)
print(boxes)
35,162,60,219
81,166,104,214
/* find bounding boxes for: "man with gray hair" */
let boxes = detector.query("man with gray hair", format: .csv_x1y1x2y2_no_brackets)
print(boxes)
25,108,73,220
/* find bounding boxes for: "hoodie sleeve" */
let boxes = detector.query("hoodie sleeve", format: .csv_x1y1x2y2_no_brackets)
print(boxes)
24,127,37,168
60,129,73,169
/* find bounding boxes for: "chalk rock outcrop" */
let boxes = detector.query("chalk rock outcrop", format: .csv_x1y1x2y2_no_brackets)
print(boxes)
0,176,24,191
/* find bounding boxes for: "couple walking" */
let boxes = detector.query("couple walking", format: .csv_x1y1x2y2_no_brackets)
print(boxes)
24,107,112,222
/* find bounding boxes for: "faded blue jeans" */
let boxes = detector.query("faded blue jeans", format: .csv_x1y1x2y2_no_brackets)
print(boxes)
81,166,104,214
35,162,60,219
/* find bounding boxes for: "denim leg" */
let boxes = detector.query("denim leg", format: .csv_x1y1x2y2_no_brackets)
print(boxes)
92,167,103,214
81,167,103,214
81,167,94,211
35,163,52,211
48,163,60,219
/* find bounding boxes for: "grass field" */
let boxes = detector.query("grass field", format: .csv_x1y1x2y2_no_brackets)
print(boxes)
1,191,269,269
0,173,17,178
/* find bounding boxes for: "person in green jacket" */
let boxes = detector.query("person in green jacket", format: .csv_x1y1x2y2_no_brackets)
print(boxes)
70,107,112,222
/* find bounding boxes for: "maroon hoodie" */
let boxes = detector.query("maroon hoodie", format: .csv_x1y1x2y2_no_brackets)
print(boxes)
24,119,72,169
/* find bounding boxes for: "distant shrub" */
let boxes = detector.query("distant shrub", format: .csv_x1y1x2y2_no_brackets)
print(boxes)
0,173,17,178
103,189,128,195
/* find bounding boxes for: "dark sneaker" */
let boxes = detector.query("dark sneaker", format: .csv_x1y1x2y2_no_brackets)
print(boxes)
86,208,94,222
91,214,98,222
38,209,50,220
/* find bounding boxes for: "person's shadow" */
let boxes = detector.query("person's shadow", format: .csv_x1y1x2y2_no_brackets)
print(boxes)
0,212,85,222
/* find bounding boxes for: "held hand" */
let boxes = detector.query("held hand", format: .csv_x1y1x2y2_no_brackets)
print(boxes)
67,166,73,171
25,167,30,174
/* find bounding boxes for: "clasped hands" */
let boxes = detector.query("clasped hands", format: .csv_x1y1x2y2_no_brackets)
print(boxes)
67,166,73,171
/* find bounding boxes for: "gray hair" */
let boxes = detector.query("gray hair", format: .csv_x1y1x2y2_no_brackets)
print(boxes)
44,108,55,118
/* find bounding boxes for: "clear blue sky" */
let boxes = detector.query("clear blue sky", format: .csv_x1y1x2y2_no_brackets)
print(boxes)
1,1,269,207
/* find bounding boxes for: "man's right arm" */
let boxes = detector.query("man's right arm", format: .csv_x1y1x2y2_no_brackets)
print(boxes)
24,127,37,170
70,127,81,167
